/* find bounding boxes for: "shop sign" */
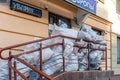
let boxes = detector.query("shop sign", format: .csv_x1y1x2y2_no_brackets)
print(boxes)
10,1,42,17
65,0,97,14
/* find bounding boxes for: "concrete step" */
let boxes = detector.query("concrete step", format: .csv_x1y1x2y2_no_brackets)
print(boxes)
53,70,114,80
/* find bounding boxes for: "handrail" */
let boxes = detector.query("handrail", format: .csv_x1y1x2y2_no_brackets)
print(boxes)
0,35,108,80
0,35,60,60
13,56,55,80
0,35,106,60
14,43,62,58
8,60,28,80
0,35,77,60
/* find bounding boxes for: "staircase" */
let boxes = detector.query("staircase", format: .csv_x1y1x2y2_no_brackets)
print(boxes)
0,35,114,80
53,70,114,80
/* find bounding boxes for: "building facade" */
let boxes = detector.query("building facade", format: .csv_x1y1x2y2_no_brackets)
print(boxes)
0,0,112,70
97,0,120,74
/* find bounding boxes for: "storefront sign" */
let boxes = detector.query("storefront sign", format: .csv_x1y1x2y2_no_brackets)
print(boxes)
10,1,42,17
65,0,97,14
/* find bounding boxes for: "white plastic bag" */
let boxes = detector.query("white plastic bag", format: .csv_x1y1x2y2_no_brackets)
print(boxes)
90,59,102,69
58,20,68,28
79,25,105,43
78,56,88,71
42,37,63,47
42,53,63,75
80,25,91,33
65,53,78,71
75,39,88,47
0,60,31,80
94,35,105,43
63,39,74,57
100,40,107,45
52,45,63,53
90,50,103,60
90,43,99,49
52,25,78,38
24,42,40,52
78,31,92,41
99,45,106,50
22,48,54,65
0,60,9,80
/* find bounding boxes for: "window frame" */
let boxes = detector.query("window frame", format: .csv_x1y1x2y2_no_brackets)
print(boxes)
92,28,103,35
48,12,71,36
116,0,120,15
49,12,71,28
117,37,120,64
0,0,9,4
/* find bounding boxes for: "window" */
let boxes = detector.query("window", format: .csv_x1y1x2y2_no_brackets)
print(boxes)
49,13,71,36
92,28,102,35
117,37,120,63
99,0,104,3
116,0,120,14
49,13,70,28
0,0,8,3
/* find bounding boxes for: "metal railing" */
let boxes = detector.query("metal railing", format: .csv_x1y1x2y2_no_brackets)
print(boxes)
0,35,107,80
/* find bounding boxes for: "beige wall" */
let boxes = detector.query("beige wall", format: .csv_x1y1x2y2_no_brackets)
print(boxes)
0,2,48,58
0,0,77,58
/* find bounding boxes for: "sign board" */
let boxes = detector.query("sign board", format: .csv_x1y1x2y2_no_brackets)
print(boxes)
65,0,97,14
10,1,42,17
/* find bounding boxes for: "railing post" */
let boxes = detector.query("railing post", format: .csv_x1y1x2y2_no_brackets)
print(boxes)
88,43,90,71
39,43,42,80
14,61,17,80
105,47,107,70
62,39,65,72
8,50,12,80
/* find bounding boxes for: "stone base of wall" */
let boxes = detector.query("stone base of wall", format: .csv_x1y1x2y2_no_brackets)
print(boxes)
110,75,120,80
53,70,114,80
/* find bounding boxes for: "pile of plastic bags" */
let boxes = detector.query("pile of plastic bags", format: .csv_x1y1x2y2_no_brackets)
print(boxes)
0,24,106,80
77,25,106,70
